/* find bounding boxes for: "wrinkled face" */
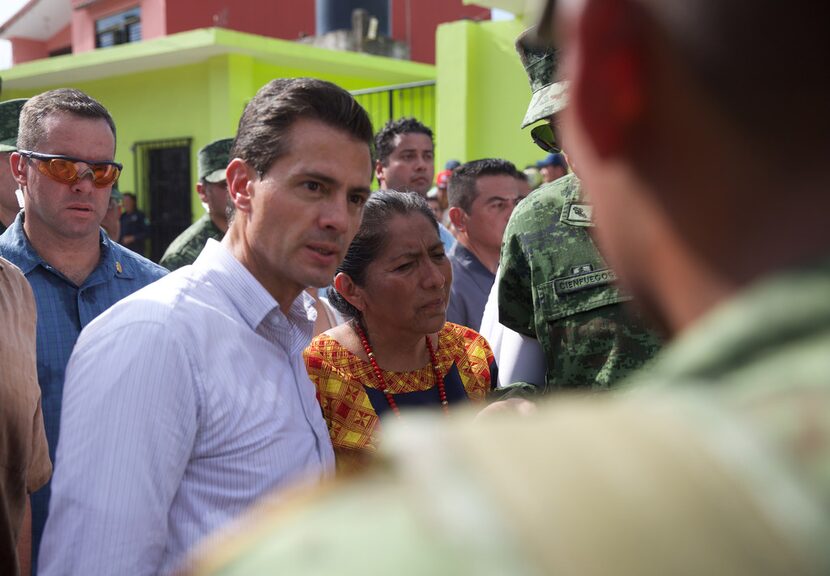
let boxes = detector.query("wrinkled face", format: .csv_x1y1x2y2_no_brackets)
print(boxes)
358,213,451,337
242,118,372,300
462,174,520,252
15,113,115,244
376,132,434,196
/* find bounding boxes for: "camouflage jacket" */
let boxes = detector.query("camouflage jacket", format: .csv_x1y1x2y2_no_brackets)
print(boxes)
498,173,661,392
159,214,224,271
626,257,830,512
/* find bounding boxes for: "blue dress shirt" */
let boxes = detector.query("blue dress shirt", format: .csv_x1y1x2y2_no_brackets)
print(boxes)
0,213,167,568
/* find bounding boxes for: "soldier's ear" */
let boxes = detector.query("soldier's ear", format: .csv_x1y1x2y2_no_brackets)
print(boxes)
570,0,646,159
196,181,208,203
226,158,255,215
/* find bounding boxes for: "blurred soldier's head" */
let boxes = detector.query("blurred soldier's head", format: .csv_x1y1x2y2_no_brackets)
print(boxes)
197,137,233,232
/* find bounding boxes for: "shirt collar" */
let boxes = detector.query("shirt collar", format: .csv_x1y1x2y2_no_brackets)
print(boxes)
450,242,492,276
193,239,316,332
1,212,135,285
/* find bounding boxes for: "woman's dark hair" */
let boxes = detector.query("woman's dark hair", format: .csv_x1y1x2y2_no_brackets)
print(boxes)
327,190,439,319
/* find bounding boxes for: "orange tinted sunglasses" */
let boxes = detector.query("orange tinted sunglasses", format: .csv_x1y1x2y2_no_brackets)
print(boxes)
18,150,122,188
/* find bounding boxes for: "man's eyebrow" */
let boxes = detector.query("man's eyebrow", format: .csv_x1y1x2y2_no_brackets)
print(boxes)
349,185,372,195
297,170,337,185
483,195,515,203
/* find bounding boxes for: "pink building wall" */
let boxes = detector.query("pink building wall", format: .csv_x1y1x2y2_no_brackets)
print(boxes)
10,37,48,64
391,0,490,64
165,0,315,40
11,0,491,65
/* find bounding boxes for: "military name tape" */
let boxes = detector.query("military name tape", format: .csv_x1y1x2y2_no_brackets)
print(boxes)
555,268,617,294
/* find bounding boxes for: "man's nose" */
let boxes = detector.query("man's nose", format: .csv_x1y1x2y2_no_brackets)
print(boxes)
320,193,350,233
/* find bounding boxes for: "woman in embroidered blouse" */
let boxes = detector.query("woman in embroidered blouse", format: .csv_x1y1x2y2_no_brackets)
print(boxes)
304,191,496,471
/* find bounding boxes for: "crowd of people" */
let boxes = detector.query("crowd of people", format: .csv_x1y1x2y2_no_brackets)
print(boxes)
2,0,830,574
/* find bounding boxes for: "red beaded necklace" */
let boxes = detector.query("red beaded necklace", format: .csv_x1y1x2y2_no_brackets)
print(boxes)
354,322,448,417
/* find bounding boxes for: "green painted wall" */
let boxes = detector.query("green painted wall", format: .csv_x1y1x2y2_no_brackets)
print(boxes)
436,19,544,171
0,28,436,234
2,61,215,216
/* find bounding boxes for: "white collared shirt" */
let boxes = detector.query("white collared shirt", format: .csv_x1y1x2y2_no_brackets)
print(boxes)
39,239,334,576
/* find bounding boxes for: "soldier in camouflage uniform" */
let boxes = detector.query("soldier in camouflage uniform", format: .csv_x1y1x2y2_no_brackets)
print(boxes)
496,31,660,392
159,137,233,270
0,99,27,234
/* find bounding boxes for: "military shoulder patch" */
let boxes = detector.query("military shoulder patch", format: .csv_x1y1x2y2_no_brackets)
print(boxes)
554,268,617,295
568,204,592,222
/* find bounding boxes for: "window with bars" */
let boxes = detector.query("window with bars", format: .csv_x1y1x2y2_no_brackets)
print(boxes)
95,7,141,49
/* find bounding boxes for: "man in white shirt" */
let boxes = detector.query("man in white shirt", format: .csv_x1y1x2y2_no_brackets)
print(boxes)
39,78,374,576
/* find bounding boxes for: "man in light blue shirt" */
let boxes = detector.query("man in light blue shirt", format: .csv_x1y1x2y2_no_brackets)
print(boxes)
39,78,375,576
0,89,167,569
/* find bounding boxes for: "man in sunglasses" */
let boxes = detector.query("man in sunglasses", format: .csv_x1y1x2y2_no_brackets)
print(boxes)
0,88,167,570
0,98,27,234
491,28,661,394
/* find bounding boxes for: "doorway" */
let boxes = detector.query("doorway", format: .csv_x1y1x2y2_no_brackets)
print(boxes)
132,138,192,262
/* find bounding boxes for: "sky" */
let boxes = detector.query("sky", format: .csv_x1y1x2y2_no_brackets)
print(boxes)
0,0,28,70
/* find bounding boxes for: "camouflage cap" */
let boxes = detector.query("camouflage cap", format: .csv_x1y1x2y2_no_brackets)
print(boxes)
198,137,233,183
0,99,27,152
516,27,569,128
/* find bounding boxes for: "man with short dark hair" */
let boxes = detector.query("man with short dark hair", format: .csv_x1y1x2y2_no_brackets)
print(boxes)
374,117,455,250
446,158,520,330
0,99,26,234
0,88,166,569
160,138,233,270
39,78,374,575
